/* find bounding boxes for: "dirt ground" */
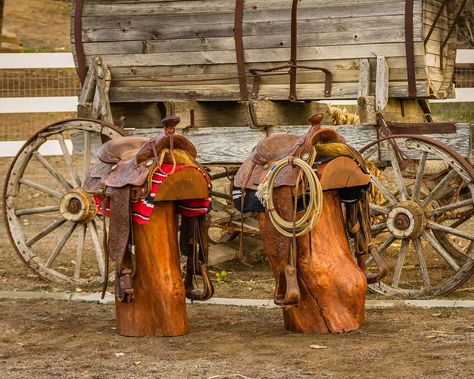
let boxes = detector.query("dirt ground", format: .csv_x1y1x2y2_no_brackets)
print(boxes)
1,150,474,378
1,299,473,379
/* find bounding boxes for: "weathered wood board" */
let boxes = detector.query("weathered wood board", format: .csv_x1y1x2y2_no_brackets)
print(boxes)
127,123,473,164
72,0,457,102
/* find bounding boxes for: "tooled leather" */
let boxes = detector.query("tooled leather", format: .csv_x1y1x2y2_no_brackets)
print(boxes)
97,136,149,163
108,187,131,264
253,134,300,164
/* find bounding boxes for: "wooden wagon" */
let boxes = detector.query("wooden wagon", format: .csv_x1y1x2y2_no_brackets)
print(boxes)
3,0,474,299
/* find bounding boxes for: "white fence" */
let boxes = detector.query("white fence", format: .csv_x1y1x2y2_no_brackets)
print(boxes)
0,51,473,157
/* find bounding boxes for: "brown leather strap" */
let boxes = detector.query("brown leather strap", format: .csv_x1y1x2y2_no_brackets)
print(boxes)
366,244,389,284
108,187,131,268
234,0,249,101
100,194,110,299
405,0,416,98
238,161,255,259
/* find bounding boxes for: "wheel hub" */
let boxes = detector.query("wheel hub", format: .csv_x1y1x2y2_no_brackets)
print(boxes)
386,200,425,239
59,189,97,223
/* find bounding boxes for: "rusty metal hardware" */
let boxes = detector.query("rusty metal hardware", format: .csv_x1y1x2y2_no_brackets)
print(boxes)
440,0,468,69
74,0,86,85
405,0,416,98
234,0,249,101
248,0,332,100
424,0,450,45
249,64,332,100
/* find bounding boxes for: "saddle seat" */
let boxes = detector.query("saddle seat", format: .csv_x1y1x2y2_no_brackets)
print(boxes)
251,134,301,164
97,133,197,165
99,136,149,162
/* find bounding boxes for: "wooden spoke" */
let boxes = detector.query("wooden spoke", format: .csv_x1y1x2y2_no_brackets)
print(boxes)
421,169,457,208
82,131,92,185
362,145,379,161
45,222,78,268
391,239,409,288
25,218,67,247
369,203,390,214
57,133,81,188
89,220,105,276
411,151,428,201
362,135,474,297
448,208,474,228
74,224,87,280
19,178,63,198
423,230,460,272
371,221,387,234
366,234,394,265
386,143,409,201
369,174,398,205
378,234,395,254
15,206,59,216
425,199,474,217
426,220,474,241
413,237,431,288
33,151,73,190
4,119,125,285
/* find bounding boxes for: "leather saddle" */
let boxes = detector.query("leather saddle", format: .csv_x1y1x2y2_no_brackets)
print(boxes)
84,116,214,303
234,113,387,307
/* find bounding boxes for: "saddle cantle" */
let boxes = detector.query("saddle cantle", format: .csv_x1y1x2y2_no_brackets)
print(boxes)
83,116,213,303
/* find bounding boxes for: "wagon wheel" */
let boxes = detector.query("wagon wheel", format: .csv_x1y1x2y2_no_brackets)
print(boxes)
209,198,240,245
360,135,474,297
3,118,126,285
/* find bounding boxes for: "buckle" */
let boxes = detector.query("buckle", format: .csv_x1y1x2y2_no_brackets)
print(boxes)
115,268,134,303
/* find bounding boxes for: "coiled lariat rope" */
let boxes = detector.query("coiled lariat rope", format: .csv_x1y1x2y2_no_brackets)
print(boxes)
256,156,323,238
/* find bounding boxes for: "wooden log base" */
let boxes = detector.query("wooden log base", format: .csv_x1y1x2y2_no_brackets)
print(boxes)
259,189,367,334
115,202,190,337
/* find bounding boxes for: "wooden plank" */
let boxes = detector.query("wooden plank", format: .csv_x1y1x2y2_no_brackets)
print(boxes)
107,56,428,79
82,6,422,31
81,28,418,55
358,59,371,97
108,82,429,102
89,43,425,68
83,0,412,17
81,15,419,43
376,55,389,111
0,53,75,69
126,123,472,165
82,2,420,30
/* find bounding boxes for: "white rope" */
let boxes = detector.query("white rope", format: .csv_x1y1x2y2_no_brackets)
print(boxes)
257,157,323,237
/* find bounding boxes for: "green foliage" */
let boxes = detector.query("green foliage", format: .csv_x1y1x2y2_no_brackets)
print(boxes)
215,270,229,283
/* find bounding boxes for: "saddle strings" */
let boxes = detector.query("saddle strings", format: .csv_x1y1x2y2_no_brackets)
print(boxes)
100,193,110,300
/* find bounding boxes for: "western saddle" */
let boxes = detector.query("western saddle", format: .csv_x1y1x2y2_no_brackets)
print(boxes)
234,113,388,307
84,116,214,303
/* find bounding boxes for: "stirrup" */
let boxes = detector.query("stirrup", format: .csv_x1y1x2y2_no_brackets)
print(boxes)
274,264,300,308
365,244,389,284
115,268,134,303
185,263,214,301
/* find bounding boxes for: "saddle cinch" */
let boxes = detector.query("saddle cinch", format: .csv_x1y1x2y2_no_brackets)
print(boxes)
84,116,214,303
234,113,388,307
